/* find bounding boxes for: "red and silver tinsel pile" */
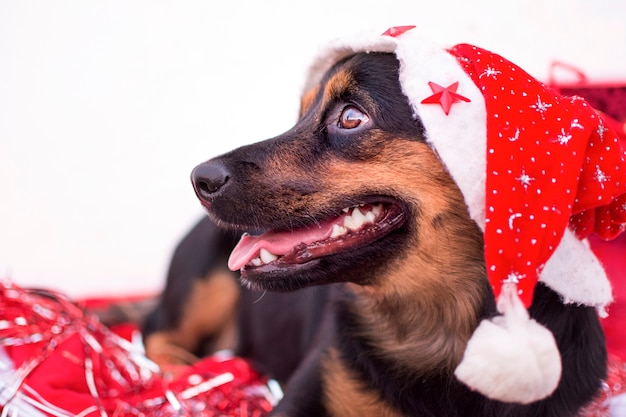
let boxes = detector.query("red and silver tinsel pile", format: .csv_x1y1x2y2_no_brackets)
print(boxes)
0,280,278,417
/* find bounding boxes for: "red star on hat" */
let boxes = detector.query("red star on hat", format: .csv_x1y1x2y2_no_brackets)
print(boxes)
421,81,471,115
381,25,416,37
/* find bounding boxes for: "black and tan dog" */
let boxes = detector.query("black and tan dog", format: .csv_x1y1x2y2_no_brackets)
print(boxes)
145,50,610,416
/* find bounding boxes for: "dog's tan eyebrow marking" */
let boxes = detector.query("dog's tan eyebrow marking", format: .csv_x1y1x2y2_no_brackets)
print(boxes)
298,68,356,119
321,68,355,108
322,65,380,116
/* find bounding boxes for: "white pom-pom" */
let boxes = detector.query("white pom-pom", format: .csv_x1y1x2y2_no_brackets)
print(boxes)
454,283,562,404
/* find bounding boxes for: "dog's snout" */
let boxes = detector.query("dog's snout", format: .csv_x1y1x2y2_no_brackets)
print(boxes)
191,161,230,202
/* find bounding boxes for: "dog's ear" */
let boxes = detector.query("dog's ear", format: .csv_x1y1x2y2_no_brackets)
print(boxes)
299,85,320,118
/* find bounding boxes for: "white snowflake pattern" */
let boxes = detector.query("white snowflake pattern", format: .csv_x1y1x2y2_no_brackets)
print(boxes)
530,95,552,117
554,128,572,145
596,120,608,140
504,271,526,284
479,65,502,79
515,168,535,191
594,165,610,189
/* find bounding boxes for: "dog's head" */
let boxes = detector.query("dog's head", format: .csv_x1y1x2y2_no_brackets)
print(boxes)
192,27,625,405
191,52,485,294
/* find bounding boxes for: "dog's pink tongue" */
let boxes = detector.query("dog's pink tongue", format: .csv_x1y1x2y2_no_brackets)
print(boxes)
228,220,337,271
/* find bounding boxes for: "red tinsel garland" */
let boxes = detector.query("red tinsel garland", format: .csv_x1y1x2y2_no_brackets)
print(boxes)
0,280,277,417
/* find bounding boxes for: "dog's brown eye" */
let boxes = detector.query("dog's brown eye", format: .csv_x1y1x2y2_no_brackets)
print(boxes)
339,106,369,129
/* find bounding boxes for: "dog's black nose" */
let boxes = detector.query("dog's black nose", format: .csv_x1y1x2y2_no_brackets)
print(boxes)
191,161,230,203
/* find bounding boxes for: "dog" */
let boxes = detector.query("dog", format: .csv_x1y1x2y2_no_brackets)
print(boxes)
145,50,609,416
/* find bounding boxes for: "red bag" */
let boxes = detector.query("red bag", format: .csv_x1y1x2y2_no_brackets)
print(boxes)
549,61,626,125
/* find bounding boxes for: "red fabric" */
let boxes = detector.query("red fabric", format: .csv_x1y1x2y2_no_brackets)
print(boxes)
449,44,626,308
79,294,155,310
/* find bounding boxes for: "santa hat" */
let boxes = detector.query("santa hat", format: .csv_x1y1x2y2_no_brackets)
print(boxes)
304,26,626,403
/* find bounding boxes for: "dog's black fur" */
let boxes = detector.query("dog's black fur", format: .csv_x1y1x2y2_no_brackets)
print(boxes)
146,52,607,416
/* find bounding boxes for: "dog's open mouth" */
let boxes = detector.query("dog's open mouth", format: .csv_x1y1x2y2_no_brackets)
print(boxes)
228,202,405,272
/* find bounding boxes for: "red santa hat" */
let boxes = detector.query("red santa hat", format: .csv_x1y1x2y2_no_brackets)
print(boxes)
304,25,626,403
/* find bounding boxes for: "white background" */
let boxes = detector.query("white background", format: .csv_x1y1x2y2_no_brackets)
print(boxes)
1,0,625,298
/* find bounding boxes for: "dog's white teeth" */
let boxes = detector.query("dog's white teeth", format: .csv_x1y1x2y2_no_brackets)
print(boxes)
331,224,348,238
342,207,350,213
344,207,368,231
365,204,383,222
352,207,368,223
259,248,278,264
343,214,358,230
342,205,383,232
249,248,279,267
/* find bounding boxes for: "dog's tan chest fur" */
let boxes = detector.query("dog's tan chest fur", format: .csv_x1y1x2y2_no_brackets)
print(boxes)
145,269,239,366
322,348,404,417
